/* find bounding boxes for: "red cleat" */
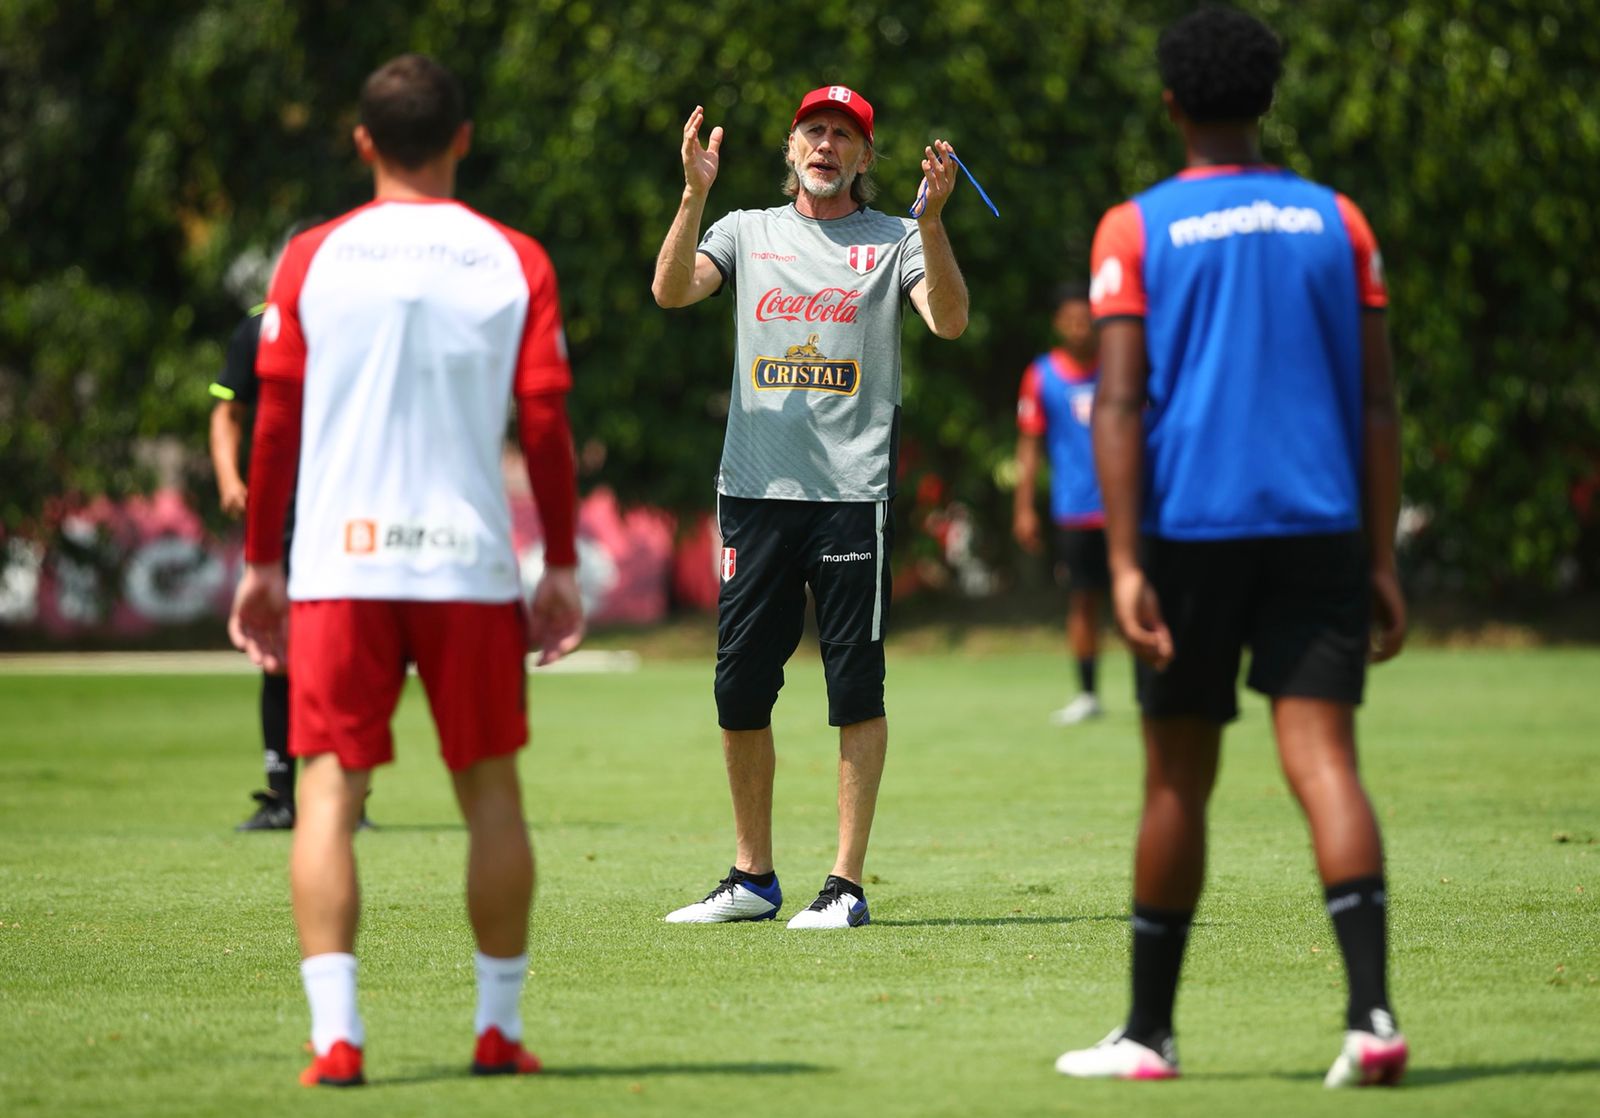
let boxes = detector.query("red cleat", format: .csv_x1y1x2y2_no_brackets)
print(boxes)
472,1026,542,1076
299,1039,365,1087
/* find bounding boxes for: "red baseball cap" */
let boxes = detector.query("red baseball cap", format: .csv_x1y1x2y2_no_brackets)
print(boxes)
791,85,875,144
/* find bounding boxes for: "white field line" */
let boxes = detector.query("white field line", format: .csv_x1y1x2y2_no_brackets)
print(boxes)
0,649,641,676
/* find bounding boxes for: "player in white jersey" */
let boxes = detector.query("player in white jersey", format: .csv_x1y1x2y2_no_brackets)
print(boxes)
651,86,969,929
228,54,583,1086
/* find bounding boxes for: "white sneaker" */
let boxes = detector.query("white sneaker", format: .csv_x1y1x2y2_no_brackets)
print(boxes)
1055,1028,1179,1080
785,877,870,929
1050,693,1103,725
663,868,782,923
1324,1009,1408,1087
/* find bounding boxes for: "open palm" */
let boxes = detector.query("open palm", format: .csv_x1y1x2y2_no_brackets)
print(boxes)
681,105,722,196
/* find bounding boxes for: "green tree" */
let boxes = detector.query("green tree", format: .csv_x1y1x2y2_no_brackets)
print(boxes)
2,0,1596,600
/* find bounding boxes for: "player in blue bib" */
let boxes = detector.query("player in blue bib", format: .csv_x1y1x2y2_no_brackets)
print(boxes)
1055,7,1409,1088
1014,282,1108,725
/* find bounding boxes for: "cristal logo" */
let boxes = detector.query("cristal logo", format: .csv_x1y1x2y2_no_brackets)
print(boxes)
756,287,863,324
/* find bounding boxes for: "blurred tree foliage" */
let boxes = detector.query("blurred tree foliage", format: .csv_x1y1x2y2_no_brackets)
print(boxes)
1,0,1596,592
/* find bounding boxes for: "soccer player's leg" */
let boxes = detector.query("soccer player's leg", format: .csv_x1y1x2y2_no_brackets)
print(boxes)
1249,533,1406,1086
667,497,803,924
1052,527,1110,725
408,599,543,1074
237,671,296,831
1057,538,1250,1079
787,499,889,929
287,600,407,1086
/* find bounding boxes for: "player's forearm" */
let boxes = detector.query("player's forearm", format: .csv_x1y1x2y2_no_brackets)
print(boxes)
915,216,968,338
1359,313,1402,571
209,406,245,488
1014,439,1039,515
1363,389,1402,573
517,391,579,568
1093,321,1149,576
244,379,302,564
1094,403,1143,575
652,192,709,307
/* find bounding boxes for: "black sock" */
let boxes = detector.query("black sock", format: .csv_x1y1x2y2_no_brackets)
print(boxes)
735,868,777,887
1124,904,1193,1047
824,874,865,900
1325,875,1393,1031
261,673,294,805
1077,658,1097,696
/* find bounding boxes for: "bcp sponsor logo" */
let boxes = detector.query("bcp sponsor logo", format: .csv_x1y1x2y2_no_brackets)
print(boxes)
755,286,862,324
342,519,477,563
344,520,378,554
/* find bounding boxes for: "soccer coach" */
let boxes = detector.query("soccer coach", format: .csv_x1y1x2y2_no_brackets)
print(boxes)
651,87,968,929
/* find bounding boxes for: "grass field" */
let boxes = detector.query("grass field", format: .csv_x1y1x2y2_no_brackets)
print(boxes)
2,644,1597,1116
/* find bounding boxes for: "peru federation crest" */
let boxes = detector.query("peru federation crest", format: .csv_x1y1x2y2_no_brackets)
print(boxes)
846,244,878,274
721,547,737,581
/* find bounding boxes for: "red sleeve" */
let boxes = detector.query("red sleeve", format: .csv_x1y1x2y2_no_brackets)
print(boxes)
517,393,578,567
484,220,573,396
244,377,302,563
1089,201,1147,319
1017,361,1046,436
256,217,345,383
1335,194,1389,309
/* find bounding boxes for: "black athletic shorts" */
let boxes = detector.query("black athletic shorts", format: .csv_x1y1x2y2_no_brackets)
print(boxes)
1136,532,1370,723
716,495,893,726
1053,525,1109,592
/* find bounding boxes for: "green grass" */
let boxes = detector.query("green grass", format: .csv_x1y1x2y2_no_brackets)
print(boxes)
1,646,1597,1116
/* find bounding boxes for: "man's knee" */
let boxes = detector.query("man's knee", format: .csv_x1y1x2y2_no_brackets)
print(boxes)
715,649,783,731
822,640,885,727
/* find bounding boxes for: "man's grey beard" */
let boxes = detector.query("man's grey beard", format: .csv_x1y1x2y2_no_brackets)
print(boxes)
799,167,850,199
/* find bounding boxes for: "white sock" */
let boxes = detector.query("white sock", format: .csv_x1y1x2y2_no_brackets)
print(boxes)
474,951,528,1041
301,953,364,1056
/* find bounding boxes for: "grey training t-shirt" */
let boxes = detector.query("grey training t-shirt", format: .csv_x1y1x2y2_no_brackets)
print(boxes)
698,204,926,502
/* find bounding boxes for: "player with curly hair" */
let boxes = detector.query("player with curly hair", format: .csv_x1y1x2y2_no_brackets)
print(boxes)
1054,6,1408,1087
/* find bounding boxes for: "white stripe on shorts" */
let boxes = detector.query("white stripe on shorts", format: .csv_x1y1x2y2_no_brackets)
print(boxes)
871,499,886,641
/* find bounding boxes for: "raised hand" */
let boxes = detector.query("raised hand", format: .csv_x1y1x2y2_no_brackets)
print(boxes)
682,105,723,198
913,139,959,221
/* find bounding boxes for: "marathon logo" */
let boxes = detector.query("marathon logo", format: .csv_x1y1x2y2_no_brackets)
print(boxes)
343,519,478,563
333,242,504,268
1167,200,1325,247
819,550,872,563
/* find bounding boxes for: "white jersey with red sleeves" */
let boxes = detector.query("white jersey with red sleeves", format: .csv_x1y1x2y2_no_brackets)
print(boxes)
257,199,570,602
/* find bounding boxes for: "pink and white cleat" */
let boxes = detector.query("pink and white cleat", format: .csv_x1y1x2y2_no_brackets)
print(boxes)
1324,1009,1408,1087
1055,1028,1179,1080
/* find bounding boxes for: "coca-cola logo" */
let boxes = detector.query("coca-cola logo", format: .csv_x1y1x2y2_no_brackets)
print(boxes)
756,287,863,324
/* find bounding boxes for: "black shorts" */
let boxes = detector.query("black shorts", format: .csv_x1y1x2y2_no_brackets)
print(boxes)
716,495,893,728
1136,532,1370,723
1054,525,1109,592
